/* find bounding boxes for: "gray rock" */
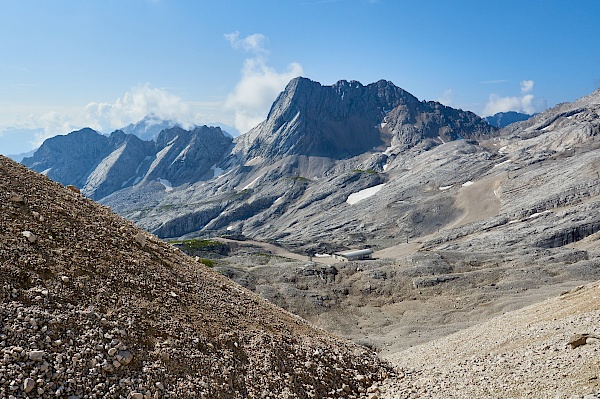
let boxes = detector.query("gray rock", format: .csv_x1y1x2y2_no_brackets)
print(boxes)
28,350,45,361
23,377,35,393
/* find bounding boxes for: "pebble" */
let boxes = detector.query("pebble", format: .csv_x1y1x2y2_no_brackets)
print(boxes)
22,230,37,243
28,350,45,361
23,377,35,393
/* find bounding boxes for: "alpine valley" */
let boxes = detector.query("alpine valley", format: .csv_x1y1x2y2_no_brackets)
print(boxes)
19,78,600,396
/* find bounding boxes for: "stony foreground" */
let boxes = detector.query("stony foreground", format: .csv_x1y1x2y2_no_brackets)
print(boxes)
0,155,390,399
378,281,600,398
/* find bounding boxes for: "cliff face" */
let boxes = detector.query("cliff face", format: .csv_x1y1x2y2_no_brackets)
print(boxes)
233,77,495,161
22,126,233,200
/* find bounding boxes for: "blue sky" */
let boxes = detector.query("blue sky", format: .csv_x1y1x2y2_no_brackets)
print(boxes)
1,0,600,154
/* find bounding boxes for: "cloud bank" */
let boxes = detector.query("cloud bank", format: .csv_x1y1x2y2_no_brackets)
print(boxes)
84,85,195,131
1,31,303,151
0,85,211,149
483,80,544,116
224,32,304,133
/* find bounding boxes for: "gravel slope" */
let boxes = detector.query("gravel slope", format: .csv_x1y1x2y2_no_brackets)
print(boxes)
378,282,600,398
0,155,390,399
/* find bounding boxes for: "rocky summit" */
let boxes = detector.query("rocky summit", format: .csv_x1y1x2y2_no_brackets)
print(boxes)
0,156,390,399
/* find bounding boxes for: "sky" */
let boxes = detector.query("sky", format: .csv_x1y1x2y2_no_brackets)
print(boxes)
1,0,600,155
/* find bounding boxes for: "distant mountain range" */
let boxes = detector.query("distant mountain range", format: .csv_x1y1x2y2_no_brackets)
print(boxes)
120,113,239,141
20,78,600,259
485,111,533,127
22,126,232,200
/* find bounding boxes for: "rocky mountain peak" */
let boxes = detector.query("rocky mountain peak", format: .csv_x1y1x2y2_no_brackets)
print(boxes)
234,77,495,162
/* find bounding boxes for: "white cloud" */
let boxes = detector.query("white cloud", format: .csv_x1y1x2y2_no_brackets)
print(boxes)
224,31,268,55
483,80,541,116
225,32,304,133
0,85,225,149
84,85,196,131
480,79,509,84
520,80,534,93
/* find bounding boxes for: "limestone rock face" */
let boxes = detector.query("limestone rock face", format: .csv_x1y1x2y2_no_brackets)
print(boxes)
22,126,233,200
233,77,495,161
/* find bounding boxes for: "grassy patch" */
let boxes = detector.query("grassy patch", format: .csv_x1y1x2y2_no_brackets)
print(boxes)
167,238,223,251
287,175,310,182
353,169,377,174
199,258,215,267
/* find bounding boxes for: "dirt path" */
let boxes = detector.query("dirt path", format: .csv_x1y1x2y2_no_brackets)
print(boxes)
214,237,340,264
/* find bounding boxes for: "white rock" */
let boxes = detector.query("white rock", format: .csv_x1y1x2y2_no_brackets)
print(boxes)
134,232,147,247
22,230,37,243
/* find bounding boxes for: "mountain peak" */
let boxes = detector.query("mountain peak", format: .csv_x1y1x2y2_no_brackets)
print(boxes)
235,77,494,161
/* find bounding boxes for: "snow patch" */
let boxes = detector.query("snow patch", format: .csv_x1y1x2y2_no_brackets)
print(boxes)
462,181,474,187
437,135,446,144
244,157,263,167
498,146,508,154
158,178,173,192
166,136,179,146
226,225,234,231
314,253,332,258
380,122,388,129
383,145,395,156
242,175,261,190
346,184,386,205
493,159,512,168
273,196,284,205
439,185,453,191
41,168,51,176
528,210,552,219
173,142,193,164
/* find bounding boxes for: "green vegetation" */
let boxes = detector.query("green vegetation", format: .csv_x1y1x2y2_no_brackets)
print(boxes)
353,169,377,174
287,175,310,182
199,258,215,267
167,238,223,252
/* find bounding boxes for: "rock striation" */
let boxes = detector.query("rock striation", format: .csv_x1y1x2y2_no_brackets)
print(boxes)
0,155,390,399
